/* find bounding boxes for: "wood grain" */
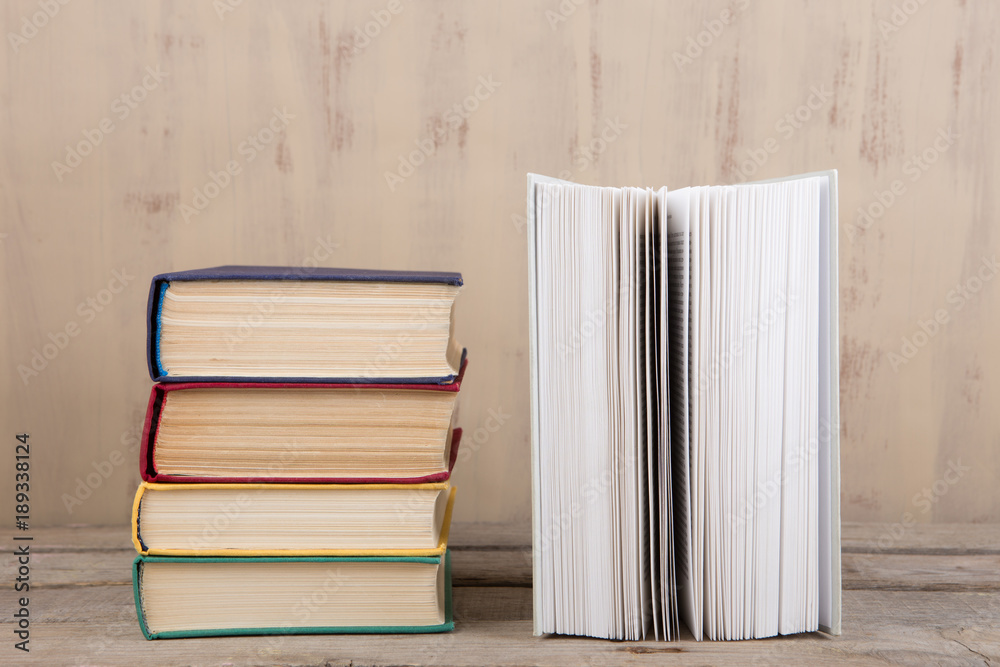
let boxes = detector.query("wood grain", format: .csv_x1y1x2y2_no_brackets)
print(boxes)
2,524,998,664
1,1,998,531
4,586,998,666
8,523,1000,593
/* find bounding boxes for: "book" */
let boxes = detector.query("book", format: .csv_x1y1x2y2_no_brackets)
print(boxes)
132,552,453,639
526,171,841,641
146,266,465,383
132,481,455,556
139,362,467,484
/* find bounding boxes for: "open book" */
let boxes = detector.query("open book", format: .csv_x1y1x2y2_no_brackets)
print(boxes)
526,171,840,641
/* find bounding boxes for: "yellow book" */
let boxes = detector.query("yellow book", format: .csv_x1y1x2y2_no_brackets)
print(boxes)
131,481,455,557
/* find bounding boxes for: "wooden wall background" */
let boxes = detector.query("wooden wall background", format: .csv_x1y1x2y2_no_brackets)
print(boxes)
1,0,997,527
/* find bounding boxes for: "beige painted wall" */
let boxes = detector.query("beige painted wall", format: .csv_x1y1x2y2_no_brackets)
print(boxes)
1,0,997,527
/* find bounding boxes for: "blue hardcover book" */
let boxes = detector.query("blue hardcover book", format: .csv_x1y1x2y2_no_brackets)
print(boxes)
146,266,464,384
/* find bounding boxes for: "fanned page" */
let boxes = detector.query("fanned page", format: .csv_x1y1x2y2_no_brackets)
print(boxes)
528,172,836,642
533,181,669,640
665,187,696,640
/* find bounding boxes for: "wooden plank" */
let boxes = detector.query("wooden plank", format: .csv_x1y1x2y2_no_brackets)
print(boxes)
21,522,534,551
24,522,1000,554
4,586,998,666
11,536,1000,592
15,525,133,552
0,549,134,588
842,522,1000,554
449,522,533,549
452,549,531,587
1,548,537,589
843,553,1000,591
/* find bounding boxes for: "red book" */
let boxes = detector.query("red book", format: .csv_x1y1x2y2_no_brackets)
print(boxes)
140,360,467,484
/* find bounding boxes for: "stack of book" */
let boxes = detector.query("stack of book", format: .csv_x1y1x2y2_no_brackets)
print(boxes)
130,266,466,639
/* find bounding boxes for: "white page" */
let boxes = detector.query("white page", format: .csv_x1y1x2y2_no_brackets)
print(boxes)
806,178,821,633
732,184,752,640
748,183,776,638
605,188,625,639
744,183,766,638
534,180,641,639
535,182,558,634
620,187,636,639
746,170,840,636
655,188,668,641
763,182,786,637
777,178,799,635
780,178,811,635
703,186,721,639
661,187,680,641
691,186,707,641
636,188,649,640
637,188,654,640
664,186,693,632
690,187,706,640
724,185,737,639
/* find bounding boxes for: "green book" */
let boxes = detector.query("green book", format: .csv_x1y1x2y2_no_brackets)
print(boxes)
133,552,453,639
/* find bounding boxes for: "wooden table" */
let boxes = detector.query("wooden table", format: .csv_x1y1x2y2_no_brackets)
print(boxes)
4,523,998,665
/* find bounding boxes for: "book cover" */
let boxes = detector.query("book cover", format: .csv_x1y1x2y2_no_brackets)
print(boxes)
132,551,454,639
146,265,465,384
